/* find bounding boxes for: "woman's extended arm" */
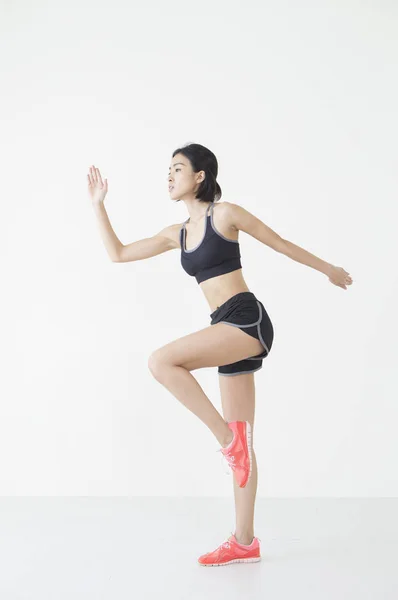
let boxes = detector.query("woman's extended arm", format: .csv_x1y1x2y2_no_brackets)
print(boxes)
279,239,332,276
227,201,353,290
283,240,353,289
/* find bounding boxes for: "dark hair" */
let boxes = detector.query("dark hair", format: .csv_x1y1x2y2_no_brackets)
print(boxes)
172,143,222,203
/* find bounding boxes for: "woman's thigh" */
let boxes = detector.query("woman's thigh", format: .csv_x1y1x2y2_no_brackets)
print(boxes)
219,372,256,444
149,322,264,373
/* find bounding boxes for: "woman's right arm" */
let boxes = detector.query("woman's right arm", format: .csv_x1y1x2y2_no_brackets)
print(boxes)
116,223,178,263
89,164,178,263
92,201,123,261
93,202,178,263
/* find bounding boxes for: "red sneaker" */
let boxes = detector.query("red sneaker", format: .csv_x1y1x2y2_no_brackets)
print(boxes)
217,421,252,488
198,533,261,567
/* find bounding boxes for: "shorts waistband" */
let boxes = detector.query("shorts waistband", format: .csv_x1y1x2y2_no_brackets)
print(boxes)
210,291,256,318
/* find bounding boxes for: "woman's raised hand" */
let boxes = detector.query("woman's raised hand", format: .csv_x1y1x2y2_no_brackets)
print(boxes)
87,165,108,205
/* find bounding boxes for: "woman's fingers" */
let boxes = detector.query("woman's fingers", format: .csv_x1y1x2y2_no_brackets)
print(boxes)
96,167,103,186
88,165,103,187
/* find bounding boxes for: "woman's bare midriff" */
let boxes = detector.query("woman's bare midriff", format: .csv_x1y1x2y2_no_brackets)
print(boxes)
199,269,251,313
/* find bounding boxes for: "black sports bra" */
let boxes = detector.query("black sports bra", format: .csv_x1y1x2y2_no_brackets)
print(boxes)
180,202,242,284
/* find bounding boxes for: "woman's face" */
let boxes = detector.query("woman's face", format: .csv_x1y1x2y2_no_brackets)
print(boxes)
168,153,204,200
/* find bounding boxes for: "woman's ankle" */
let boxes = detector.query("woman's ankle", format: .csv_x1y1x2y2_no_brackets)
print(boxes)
234,532,255,545
221,428,234,448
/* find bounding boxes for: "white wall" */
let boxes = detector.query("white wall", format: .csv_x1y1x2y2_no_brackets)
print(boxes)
1,0,397,496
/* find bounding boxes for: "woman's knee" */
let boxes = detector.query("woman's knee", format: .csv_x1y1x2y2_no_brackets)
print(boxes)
148,351,168,380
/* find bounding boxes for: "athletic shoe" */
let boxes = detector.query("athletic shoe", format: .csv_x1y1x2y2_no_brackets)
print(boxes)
198,533,261,566
217,420,252,488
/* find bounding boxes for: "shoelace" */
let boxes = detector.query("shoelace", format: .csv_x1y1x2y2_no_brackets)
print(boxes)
216,448,235,476
218,532,235,550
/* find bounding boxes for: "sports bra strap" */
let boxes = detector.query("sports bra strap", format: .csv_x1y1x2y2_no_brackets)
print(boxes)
183,202,213,228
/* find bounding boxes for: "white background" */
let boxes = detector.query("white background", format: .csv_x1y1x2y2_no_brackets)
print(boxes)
1,0,397,497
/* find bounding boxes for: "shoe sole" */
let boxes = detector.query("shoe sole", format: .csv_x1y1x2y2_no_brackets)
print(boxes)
246,420,252,487
237,420,252,488
199,556,261,567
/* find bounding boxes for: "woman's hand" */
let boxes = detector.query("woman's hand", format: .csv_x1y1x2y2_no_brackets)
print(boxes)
327,265,354,290
87,165,108,205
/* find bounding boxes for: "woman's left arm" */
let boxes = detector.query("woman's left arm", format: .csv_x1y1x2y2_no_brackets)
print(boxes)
226,202,354,290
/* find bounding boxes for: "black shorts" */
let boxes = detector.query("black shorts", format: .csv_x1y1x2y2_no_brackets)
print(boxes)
210,291,274,376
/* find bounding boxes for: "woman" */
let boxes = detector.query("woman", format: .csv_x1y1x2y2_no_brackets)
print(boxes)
88,143,353,567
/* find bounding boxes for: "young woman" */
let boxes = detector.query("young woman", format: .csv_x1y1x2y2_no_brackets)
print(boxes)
88,143,353,567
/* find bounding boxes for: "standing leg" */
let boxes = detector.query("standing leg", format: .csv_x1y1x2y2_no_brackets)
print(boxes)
219,372,258,545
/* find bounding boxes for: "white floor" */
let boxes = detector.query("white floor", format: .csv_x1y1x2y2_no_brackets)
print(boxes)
0,498,396,599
